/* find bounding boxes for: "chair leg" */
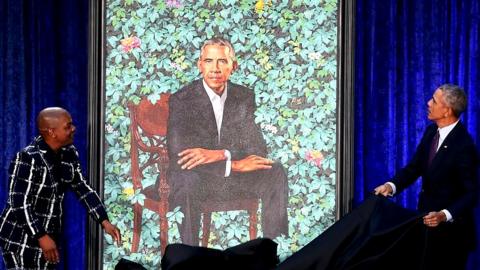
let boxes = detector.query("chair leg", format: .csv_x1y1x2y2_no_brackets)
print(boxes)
132,203,143,252
202,212,212,247
248,209,258,240
159,199,169,255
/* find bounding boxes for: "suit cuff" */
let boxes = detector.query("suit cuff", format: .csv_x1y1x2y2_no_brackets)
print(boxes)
33,230,47,240
441,209,453,222
224,150,232,177
385,182,396,196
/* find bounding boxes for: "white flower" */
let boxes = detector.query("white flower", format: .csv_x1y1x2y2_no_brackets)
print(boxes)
308,52,321,61
105,124,114,133
261,123,278,134
170,62,183,71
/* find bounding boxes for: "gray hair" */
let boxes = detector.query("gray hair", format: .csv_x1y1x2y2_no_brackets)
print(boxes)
438,84,467,117
200,37,237,62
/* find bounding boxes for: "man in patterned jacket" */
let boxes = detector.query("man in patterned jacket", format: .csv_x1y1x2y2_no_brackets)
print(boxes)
0,107,121,269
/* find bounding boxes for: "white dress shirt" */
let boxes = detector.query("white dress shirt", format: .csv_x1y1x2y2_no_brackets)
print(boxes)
202,80,232,177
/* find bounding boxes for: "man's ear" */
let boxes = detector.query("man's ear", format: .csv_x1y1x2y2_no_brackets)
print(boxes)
197,59,201,70
232,61,238,71
48,128,55,138
445,107,453,118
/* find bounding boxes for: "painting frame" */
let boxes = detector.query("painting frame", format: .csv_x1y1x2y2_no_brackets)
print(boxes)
87,0,355,268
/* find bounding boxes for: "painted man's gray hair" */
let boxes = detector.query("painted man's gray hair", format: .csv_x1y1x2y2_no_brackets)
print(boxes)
438,84,467,117
200,37,237,62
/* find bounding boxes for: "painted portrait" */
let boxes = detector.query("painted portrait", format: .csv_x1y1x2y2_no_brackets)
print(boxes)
102,1,338,268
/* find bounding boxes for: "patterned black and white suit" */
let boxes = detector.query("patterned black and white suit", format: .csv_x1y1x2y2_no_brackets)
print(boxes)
0,136,109,269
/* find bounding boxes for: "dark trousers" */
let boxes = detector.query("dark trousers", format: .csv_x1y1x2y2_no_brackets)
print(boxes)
422,224,470,269
168,163,289,245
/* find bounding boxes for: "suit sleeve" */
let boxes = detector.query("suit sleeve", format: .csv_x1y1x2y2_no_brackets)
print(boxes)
167,94,228,177
68,147,109,223
391,127,432,193
446,143,478,218
8,152,46,239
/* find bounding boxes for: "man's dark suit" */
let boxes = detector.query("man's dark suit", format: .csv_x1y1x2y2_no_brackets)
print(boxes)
167,79,289,245
391,122,478,268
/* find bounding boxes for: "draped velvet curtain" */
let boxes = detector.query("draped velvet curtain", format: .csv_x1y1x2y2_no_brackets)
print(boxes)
355,0,480,269
3,0,480,269
0,0,88,269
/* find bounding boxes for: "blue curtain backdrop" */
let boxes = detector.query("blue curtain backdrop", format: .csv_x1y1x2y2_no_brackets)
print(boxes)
3,0,480,269
0,0,88,269
355,0,480,269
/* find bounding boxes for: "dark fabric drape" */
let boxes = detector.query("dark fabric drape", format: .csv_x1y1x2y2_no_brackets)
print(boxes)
277,195,427,270
0,0,88,269
355,0,480,269
161,238,279,270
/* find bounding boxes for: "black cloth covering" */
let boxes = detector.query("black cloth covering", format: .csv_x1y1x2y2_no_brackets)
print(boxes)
115,258,147,270
161,238,278,270
277,195,429,270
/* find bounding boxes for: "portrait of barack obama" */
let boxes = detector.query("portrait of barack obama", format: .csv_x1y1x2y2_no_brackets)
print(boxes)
165,37,289,245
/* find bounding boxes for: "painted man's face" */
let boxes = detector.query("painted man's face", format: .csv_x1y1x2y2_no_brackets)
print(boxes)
197,44,237,95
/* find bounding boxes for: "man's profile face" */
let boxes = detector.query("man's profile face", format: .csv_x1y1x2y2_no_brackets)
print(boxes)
197,44,237,94
51,112,76,147
427,89,450,122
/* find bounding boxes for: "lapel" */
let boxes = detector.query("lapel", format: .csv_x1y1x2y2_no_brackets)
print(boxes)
428,122,463,169
35,136,61,186
191,80,220,141
36,137,56,170
221,82,239,137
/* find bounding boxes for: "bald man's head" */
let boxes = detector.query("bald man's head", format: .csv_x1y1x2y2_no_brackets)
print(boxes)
37,107,69,134
37,107,76,150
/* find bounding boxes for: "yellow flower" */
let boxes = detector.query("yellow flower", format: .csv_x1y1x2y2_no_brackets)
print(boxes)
310,150,324,159
292,145,300,153
289,139,300,153
305,150,324,167
255,0,264,13
120,36,141,53
123,187,135,197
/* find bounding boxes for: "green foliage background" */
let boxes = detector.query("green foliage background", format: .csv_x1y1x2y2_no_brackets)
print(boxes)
103,0,337,269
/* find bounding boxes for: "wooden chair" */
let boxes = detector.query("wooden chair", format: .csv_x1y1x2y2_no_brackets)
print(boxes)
129,94,259,253
200,199,259,246
128,94,170,254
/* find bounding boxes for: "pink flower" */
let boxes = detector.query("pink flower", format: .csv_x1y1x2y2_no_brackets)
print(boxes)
120,36,141,53
305,150,324,167
166,0,182,8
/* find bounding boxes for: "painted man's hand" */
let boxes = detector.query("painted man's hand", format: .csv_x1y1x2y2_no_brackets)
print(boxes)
423,211,447,227
374,183,393,196
102,220,121,246
232,155,274,172
38,234,59,264
178,148,225,170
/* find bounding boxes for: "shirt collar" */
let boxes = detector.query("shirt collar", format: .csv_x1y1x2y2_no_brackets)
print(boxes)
36,136,54,153
202,80,228,102
35,136,61,165
437,120,459,140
